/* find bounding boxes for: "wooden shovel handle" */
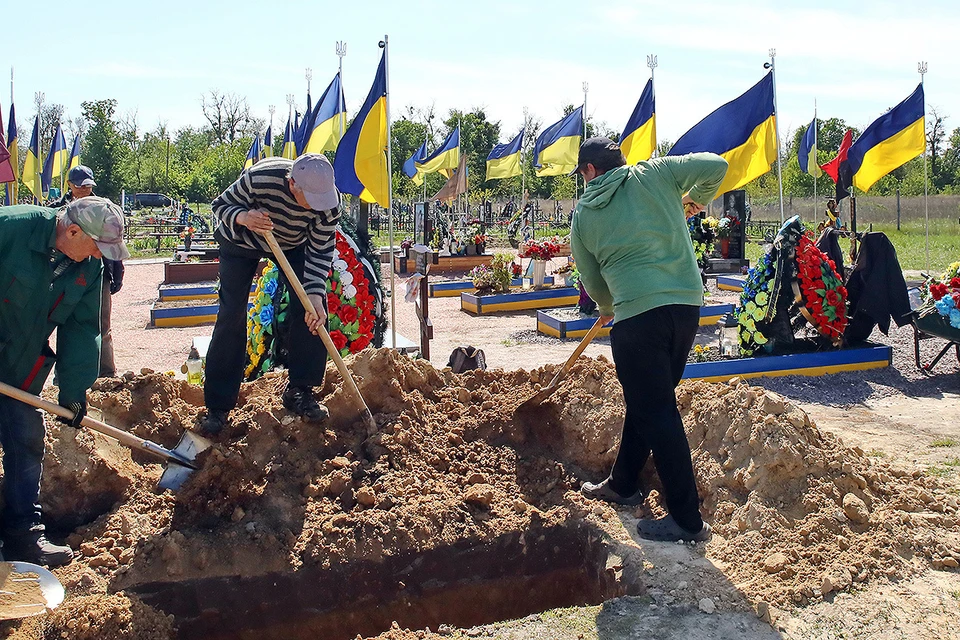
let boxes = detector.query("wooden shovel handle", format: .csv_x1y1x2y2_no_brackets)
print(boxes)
544,315,609,388
262,231,375,427
0,380,154,452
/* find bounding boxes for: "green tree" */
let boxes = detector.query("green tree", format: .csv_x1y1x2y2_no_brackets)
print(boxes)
80,99,127,201
442,108,501,194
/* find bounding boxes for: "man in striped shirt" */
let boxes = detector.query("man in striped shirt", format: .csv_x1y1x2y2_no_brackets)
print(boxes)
200,154,341,435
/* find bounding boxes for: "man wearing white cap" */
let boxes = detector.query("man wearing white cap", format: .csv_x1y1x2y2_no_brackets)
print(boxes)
201,154,341,435
0,196,129,567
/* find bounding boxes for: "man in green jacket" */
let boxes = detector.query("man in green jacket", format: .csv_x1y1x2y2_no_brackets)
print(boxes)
0,196,129,566
571,137,727,543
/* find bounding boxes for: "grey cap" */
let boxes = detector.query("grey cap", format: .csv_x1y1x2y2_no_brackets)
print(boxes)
64,196,130,260
290,154,340,211
68,165,96,187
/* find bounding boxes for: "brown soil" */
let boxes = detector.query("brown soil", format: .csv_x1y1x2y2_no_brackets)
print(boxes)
2,350,958,639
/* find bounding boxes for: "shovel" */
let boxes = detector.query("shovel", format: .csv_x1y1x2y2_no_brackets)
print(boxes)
515,314,610,414
262,230,377,432
0,381,210,491
0,561,64,620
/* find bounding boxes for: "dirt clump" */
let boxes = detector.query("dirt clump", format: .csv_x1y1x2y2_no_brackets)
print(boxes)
1,351,956,638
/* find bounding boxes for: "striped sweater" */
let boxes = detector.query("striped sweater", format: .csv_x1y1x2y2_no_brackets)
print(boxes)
212,158,341,296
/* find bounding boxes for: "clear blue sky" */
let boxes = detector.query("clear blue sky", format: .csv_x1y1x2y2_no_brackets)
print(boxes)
7,0,959,147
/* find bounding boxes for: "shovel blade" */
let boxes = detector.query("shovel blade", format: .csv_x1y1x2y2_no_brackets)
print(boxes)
515,384,560,415
0,561,64,620
156,430,212,491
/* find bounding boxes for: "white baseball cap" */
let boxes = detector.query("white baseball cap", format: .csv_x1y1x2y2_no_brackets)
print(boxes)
290,154,341,211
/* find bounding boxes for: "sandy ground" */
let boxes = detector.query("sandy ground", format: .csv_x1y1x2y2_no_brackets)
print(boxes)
96,258,960,640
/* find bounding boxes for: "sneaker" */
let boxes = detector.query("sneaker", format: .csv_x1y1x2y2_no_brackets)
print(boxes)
581,478,646,506
282,385,329,423
636,515,712,543
199,409,229,436
3,529,74,568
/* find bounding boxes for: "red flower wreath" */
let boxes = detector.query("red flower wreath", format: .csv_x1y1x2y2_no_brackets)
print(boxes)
795,235,847,340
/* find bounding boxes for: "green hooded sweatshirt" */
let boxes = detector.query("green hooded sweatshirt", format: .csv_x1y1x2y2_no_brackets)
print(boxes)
570,153,728,322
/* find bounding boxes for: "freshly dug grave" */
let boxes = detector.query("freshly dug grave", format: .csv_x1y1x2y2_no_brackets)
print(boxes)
0,349,957,639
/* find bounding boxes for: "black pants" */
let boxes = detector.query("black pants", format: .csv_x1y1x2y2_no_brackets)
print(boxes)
608,304,703,532
204,238,327,412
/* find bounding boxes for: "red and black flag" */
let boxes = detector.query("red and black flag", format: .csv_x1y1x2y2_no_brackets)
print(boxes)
820,129,853,200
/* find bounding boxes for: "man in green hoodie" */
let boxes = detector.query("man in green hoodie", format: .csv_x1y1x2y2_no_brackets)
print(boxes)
570,137,727,543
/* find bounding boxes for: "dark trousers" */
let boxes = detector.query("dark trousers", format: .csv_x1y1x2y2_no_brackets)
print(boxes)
0,396,45,532
204,239,328,412
608,304,703,533
99,277,115,377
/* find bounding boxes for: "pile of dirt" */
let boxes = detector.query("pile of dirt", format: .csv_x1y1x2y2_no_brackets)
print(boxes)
0,350,956,639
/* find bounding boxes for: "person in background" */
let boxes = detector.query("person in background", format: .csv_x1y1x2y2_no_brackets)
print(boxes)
0,196,129,566
570,137,728,543
46,165,124,377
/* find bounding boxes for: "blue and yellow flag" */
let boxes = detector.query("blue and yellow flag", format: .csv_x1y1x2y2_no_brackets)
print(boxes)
0,104,12,186
333,51,389,207
304,73,347,155
66,134,82,173
534,106,582,176
846,83,925,193
244,135,262,169
403,140,428,186
294,91,314,155
4,103,17,204
668,73,776,195
416,126,459,176
486,129,523,180
797,117,821,177
22,116,42,200
281,115,297,160
41,124,68,194
263,124,273,158
620,79,656,164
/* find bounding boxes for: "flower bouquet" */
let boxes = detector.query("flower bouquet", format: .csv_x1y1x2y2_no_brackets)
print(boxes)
716,214,740,239
687,215,716,268
180,226,196,250
519,239,561,262
917,261,960,330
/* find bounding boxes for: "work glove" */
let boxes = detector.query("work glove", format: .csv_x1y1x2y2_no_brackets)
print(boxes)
56,400,87,429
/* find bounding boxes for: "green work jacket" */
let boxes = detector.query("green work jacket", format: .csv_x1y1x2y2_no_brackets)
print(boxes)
0,206,102,404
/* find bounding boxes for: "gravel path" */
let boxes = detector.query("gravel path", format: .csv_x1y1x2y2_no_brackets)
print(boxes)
106,260,958,408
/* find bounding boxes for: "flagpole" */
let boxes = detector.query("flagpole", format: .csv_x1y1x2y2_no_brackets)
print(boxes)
647,55,657,157
813,99,818,221
9,66,14,204
521,107,528,214
919,61,929,273
34,92,44,205
336,41,347,140
581,81,588,201
382,35,397,350
766,49,785,223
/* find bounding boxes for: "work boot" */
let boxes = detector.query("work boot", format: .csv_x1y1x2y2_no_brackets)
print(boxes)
581,478,646,506
636,515,712,543
3,528,74,568
282,385,329,423
199,409,229,436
